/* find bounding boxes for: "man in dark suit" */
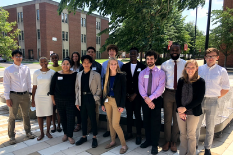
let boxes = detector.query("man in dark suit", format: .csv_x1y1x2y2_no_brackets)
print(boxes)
121,47,146,145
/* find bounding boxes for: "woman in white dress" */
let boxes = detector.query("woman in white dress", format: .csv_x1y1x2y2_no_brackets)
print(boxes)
32,57,55,141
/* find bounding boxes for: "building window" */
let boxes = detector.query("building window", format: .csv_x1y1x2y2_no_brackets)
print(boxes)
98,22,100,30
22,49,25,58
96,36,98,44
96,22,100,30
66,32,68,41
62,31,65,41
20,12,23,22
98,36,100,44
18,12,20,22
37,9,39,20
81,34,83,43
37,29,40,40
63,49,65,58
62,13,64,22
66,49,68,57
81,18,83,26
83,18,86,27
37,48,41,59
96,51,101,59
84,34,86,43
19,33,21,41
96,36,100,44
65,14,68,23
21,31,24,40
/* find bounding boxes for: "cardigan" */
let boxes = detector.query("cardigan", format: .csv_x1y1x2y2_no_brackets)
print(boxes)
175,77,205,116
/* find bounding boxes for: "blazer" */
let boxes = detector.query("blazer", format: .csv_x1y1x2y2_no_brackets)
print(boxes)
75,70,102,106
102,73,126,108
121,61,146,95
175,77,205,116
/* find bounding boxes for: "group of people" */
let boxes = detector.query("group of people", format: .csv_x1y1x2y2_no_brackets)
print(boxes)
3,43,230,155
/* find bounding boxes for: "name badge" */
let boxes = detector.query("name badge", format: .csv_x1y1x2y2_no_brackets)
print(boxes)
137,68,141,72
58,76,63,80
144,75,149,78
14,72,19,75
105,98,108,102
92,67,96,70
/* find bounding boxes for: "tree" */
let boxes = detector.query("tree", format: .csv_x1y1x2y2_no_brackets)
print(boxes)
211,7,233,67
58,0,205,61
0,8,20,59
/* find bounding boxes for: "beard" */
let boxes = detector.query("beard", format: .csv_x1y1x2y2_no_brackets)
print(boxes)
147,62,155,67
170,54,180,60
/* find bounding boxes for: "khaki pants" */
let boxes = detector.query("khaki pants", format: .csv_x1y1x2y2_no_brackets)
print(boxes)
177,113,199,155
87,104,100,133
104,97,126,146
8,93,31,138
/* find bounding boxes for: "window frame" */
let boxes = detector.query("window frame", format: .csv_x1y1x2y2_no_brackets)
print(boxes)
66,32,68,41
37,29,40,40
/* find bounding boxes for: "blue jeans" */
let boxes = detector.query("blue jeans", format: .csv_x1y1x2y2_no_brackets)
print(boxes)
196,97,218,149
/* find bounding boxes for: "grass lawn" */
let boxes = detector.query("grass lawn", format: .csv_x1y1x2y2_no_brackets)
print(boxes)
0,66,4,68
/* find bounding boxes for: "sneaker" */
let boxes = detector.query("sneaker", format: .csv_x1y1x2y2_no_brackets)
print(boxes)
204,149,211,155
9,137,16,145
76,137,87,145
26,132,36,139
92,138,98,148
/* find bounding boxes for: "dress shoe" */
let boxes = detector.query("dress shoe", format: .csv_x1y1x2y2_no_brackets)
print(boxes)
140,141,151,148
26,132,36,139
136,136,142,145
125,133,133,140
151,146,158,154
170,142,177,152
103,131,110,137
76,137,87,145
204,149,211,155
162,142,170,151
105,142,117,149
9,137,16,145
92,138,98,148
120,145,128,154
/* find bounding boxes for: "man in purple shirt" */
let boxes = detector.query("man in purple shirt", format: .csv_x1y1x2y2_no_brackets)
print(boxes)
138,51,165,154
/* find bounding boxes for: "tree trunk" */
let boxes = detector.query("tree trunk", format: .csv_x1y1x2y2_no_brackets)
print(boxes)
140,51,143,62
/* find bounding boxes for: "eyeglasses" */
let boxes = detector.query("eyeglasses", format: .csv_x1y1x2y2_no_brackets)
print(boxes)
205,55,218,59
15,56,23,58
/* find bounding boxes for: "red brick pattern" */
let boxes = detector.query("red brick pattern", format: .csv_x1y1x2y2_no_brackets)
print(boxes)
23,4,37,59
69,12,81,56
40,3,62,59
100,19,109,58
86,15,96,50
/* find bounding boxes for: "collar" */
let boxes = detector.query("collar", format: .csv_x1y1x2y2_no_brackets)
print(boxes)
13,63,23,68
169,58,181,62
146,65,158,72
205,63,217,70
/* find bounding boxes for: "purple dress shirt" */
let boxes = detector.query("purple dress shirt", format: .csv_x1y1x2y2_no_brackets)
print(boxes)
138,66,165,101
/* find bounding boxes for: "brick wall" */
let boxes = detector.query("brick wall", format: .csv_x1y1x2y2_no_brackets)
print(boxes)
86,15,96,50
101,19,109,59
69,12,81,56
218,0,233,67
40,3,62,59
23,4,37,59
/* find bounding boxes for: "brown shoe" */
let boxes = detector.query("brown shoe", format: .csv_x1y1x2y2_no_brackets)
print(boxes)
120,145,128,154
105,142,116,149
162,142,170,151
170,142,177,152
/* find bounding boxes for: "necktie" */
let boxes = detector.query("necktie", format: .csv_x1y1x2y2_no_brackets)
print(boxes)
147,69,152,96
174,60,177,90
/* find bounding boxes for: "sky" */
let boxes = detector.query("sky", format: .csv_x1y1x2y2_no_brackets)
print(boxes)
1,0,224,34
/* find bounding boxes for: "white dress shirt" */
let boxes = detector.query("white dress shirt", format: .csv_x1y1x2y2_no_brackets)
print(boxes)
198,64,230,97
3,64,31,100
161,58,186,89
130,63,137,76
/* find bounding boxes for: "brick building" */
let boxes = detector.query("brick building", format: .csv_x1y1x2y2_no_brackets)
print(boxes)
3,0,109,60
218,0,233,67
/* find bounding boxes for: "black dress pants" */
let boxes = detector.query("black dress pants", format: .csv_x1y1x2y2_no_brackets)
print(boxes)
142,97,162,147
80,94,98,136
55,98,76,138
75,107,81,124
125,95,142,135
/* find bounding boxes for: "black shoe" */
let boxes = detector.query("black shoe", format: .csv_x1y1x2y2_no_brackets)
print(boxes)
136,136,142,145
151,146,158,154
103,131,110,137
140,141,151,148
75,137,87,145
125,133,133,140
204,149,211,155
92,138,98,148
116,133,118,138
196,145,198,149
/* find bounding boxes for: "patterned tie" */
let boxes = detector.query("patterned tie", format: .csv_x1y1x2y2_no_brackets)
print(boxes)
147,69,153,96
174,60,177,90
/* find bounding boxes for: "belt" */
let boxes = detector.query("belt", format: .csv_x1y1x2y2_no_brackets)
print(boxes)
165,88,176,92
108,95,115,98
82,92,92,95
10,91,28,95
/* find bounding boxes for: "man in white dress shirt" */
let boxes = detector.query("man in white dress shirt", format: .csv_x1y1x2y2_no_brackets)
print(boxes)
161,43,186,152
196,48,230,155
3,50,35,145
